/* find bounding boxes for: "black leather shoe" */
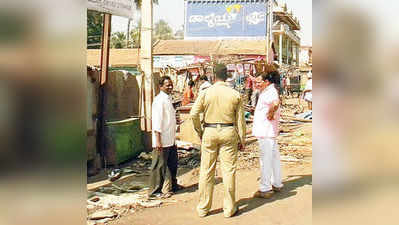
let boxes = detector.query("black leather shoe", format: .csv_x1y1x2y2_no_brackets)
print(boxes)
172,184,184,192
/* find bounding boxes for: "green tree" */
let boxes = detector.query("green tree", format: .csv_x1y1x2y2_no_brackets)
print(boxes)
174,26,184,40
154,19,175,43
129,22,141,48
134,0,159,8
110,32,127,49
87,0,159,49
87,10,103,49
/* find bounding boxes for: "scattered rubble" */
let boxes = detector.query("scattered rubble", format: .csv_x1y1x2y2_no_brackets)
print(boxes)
295,110,312,120
89,210,117,220
89,196,100,202
281,155,301,162
178,149,201,168
176,140,193,150
138,152,152,160
138,200,162,208
108,169,122,182
86,145,204,224
86,191,166,224
86,98,311,224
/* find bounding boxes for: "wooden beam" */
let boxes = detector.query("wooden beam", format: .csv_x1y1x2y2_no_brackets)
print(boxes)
140,0,154,132
100,14,112,85
97,13,112,164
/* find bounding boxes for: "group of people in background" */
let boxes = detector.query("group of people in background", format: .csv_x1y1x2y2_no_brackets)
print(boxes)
181,75,213,106
147,63,310,218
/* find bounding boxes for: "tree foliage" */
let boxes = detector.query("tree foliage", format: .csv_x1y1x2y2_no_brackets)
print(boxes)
134,0,159,9
129,22,141,48
174,27,184,40
87,10,103,49
110,32,127,49
153,19,175,43
87,0,172,49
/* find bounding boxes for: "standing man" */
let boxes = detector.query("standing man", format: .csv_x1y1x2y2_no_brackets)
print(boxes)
190,64,246,218
286,74,291,97
148,76,181,198
303,72,312,110
251,72,262,107
226,71,236,89
281,77,287,95
252,72,284,199
245,72,255,105
182,80,195,106
198,75,212,93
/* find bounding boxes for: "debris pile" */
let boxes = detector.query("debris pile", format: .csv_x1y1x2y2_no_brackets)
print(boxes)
278,99,312,164
178,149,201,168
87,191,163,224
86,97,311,224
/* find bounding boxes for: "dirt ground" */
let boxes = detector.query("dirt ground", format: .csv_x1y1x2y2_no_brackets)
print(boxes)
110,162,311,225
86,97,312,225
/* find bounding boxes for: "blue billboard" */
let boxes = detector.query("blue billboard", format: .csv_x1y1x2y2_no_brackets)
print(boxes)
185,0,268,39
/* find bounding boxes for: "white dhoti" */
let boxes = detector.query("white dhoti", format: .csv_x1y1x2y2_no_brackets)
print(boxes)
258,138,283,192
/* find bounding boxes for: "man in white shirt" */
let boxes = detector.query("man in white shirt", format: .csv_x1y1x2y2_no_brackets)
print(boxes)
286,75,291,96
148,76,181,198
226,71,236,89
198,75,211,93
252,72,283,198
303,72,312,110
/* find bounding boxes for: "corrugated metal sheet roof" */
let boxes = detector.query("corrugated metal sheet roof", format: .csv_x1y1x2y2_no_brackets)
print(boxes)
186,0,267,2
153,40,267,56
153,40,220,55
217,40,267,55
87,49,140,67
86,40,268,66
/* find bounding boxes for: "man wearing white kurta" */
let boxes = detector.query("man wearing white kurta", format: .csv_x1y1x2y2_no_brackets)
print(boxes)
199,75,212,93
252,72,283,198
303,72,312,110
148,76,179,197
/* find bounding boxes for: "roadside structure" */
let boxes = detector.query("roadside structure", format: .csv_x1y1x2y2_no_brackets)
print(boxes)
272,2,301,67
299,46,312,67
87,49,141,74
299,46,312,89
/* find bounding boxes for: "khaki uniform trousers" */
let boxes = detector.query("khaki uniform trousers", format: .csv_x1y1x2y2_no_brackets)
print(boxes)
197,125,239,217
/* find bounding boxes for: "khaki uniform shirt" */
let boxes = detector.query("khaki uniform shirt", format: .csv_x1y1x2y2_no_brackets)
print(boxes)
190,82,246,144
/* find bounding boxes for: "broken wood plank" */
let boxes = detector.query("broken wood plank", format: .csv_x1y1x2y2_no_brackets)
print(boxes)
87,173,137,192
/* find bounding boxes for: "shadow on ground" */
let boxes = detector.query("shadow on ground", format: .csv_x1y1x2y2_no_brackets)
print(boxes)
176,177,223,195
209,174,312,217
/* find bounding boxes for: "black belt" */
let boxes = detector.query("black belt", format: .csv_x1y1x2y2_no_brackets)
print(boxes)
204,123,234,128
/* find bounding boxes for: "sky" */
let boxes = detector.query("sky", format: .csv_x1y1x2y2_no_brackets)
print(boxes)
111,0,312,46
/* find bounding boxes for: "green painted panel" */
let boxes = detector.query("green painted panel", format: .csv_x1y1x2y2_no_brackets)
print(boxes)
105,118,144,165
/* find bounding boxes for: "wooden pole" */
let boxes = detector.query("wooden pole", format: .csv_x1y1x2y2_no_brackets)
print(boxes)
127,19,131,48
266,0,270,64
97,13,112,164
140,0,154,134
100,14,112,85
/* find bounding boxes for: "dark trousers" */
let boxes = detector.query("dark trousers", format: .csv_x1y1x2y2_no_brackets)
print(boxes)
245,88,252,105
148,145,178,195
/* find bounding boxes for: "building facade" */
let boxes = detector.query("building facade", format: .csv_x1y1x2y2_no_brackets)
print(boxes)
299,46,312,67
272,1,301,66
